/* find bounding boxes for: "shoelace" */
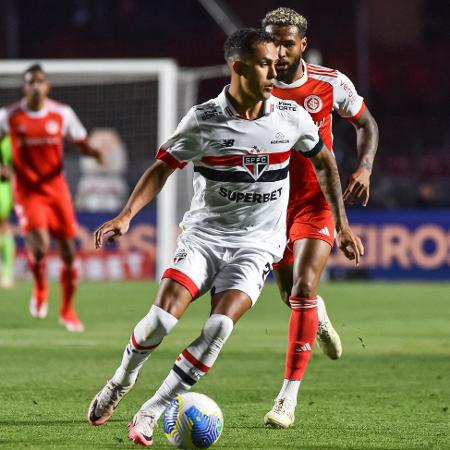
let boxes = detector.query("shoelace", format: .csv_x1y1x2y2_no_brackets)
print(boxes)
317,322,332,342
273,398,292,414
134,411,157,434
98,382,125,410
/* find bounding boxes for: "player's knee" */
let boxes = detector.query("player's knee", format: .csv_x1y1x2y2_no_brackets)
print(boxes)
134,304,178,346
291,276,317,299
33,246,47,263
202,314,234,350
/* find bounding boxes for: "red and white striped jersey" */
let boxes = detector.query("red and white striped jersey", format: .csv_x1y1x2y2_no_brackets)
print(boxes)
273,60,365,213
156,86,322,258
0,99,87,199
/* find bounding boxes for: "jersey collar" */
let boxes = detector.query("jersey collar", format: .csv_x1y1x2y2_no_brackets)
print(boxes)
218,85,274,119
274,59,308,89
20,98,49,118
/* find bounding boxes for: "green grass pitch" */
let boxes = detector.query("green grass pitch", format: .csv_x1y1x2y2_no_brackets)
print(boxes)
0,281,449,449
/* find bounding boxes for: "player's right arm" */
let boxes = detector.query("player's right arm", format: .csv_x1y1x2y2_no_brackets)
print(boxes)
95,107,203,249
94,160,174,248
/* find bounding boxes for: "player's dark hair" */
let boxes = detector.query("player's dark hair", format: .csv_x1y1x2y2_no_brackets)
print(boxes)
262,7,308,37
23,63,45,78
224,28,275,61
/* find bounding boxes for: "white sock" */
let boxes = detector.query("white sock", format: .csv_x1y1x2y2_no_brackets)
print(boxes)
316,295,326,323
140,314,234,418
112,305,178,387
277,379,301,404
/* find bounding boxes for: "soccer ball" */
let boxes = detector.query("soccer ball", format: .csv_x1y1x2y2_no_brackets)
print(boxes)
163,392,224,449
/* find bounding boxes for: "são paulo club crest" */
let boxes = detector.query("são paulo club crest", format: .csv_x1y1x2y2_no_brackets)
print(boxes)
243,154,269,180
304,95,323,113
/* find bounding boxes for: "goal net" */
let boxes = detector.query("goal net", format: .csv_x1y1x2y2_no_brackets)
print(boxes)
0,60,178,280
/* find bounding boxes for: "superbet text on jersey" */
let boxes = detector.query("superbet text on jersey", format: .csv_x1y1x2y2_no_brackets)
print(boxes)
273,61,365,213
156,86,323,259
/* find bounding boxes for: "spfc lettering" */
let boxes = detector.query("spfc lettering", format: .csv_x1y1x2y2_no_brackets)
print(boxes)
243,155,269,180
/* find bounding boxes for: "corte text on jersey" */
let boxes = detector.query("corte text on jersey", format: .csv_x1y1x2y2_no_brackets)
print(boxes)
218,187,283,203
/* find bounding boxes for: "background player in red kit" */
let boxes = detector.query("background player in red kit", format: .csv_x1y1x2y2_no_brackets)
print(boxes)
262,8,379,427
0,64,102,331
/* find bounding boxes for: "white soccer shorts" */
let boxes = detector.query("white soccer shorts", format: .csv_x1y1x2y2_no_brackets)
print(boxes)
161,232,273,305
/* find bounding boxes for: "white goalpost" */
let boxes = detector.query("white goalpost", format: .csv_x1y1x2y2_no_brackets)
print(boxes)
0,59,179,278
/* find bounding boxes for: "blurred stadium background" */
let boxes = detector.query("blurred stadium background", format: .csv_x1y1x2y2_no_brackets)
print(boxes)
0,0,448,282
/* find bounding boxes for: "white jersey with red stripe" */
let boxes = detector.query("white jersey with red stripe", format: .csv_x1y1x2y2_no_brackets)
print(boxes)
273,60,366,214
156,86,322,258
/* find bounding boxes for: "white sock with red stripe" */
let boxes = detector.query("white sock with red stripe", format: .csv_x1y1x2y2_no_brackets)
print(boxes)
140,314,234,418
112,305,178,388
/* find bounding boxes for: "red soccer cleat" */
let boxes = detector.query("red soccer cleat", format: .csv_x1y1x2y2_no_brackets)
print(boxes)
59,308,85,332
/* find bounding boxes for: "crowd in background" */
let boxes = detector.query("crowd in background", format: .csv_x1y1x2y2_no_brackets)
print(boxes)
1,0,448,208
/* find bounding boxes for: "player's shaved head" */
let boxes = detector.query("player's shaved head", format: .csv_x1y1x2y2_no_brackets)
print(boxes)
262,7,308,37
22,63,49,109
224,28,275,62
23,63,46,81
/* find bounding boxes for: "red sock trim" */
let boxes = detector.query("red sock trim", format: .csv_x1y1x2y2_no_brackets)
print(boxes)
131,332,161,351
162,268,199,299
182,348,210,373
284,298,318,380
289,296,318,309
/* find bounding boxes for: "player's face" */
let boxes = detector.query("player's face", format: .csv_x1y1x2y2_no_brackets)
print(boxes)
23,70,50,105
265,25,307,83
239,42,278,101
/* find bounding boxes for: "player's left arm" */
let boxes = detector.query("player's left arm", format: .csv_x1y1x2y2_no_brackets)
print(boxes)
74,139,103,165
333,71,379,206
343,106,379,206
64,105,103,164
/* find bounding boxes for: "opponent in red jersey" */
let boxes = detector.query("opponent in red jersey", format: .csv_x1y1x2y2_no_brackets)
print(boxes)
0,64,102,331
262,8,379,427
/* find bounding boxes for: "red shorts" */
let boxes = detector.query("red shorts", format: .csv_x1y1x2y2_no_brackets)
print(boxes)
273,207,335,269
15,192,77,239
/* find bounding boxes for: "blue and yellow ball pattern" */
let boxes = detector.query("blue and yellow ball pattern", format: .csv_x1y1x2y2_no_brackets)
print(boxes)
164,393,224,449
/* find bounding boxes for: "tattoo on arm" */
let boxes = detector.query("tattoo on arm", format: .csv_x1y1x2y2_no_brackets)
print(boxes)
355,111,379,173
360,159,373,172
312,151,348,231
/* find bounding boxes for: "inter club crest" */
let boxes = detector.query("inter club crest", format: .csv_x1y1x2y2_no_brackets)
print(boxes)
304,95,323,113
243,155,269,180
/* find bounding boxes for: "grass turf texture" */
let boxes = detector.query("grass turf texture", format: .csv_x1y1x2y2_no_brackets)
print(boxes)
0,281,449,449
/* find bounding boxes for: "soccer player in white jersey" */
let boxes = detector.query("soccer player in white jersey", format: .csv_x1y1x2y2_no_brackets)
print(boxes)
261,8,379,428
87,29,363,447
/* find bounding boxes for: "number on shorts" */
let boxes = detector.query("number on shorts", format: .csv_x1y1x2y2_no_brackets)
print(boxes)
262,262,271,281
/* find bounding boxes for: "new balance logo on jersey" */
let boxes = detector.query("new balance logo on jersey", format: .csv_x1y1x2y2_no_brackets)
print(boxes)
318,227,330,237
219,139,235,148
243,155,269,180
295,343,312,352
